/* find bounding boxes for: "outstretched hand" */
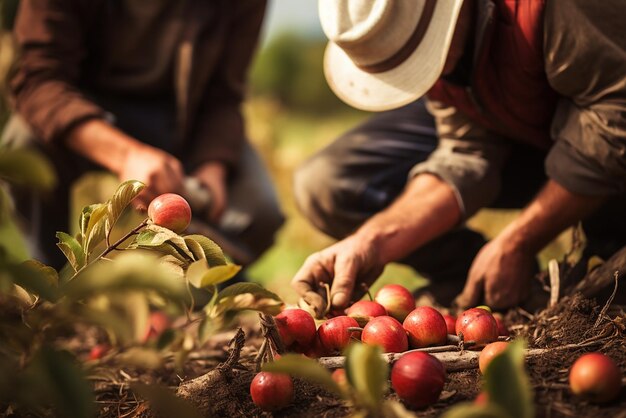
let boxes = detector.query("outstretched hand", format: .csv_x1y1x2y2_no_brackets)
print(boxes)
454,233,536,310
291,235,385,318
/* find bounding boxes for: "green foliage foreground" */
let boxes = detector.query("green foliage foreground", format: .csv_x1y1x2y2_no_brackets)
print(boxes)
0,148,284,417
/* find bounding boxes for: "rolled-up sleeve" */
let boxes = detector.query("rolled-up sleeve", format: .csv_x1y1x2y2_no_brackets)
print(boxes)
409,99,511,218
10,0,107,143
544,0,626,196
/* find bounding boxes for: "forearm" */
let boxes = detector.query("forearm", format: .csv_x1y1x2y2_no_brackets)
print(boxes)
65,119,144,175
499,180,605,253
355,173,462,264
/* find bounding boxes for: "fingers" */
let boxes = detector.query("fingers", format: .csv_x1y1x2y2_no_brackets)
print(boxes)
329,254,358,310
291,253,333,317
454,275,484,310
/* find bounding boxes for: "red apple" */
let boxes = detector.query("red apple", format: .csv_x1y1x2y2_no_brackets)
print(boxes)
317,316,360,354
361,316,408,353
275,308,316,348
88,344,110,360
250,371,294,411
391,352,446,408
456,308,498,347
403,306,447,348
442,314,457,335
142,311,171,343
474,391,489,405
478,341,509,374
331,368,349,390
148,193,192,233
493,314,509,337
299,334,329,358
346,300,387,326
374,284,415,322
569,352,622,403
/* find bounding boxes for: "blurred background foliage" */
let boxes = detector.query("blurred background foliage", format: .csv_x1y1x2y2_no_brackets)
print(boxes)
0,0,573,306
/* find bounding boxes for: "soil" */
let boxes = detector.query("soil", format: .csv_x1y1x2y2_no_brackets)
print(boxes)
73,294,626,418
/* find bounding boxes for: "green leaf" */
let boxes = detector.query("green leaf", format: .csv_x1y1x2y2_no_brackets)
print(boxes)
132,225,194,261
131,383,203,418
62,251,186,301
345,343,388,410
208,282,283,317
440,403,512,418
55,232,85,272
79,204,99,241
11,260,59,301
263,354,343,397
0,148,56,190
484,339,534,418
186,259,241,288
183,234,227,266
184,237,207,261
84,204,109,253
23,347,94,418
106,180,145,236
381,400,419,418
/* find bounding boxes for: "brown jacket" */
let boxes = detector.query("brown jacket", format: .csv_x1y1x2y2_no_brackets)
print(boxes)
10,0,266,170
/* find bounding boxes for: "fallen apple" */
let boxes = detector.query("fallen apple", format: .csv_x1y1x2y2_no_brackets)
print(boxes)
275,308,317,348
374,284,415,322
391,351,446,408
361,315,408,353
442,314,457,335
403,306,447,348
478,341,509,374
569,352,621,403
250,371,294,411
346,300,387,326
456,307,498,347
317,316,360,354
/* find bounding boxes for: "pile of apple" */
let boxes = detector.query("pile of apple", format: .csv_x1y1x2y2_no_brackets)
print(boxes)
251,283,511,410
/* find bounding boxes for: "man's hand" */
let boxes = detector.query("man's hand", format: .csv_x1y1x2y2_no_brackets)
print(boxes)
66,120,185,209
291,234,385,318
118,144,186,209
192,161,228,223
454,233,536,310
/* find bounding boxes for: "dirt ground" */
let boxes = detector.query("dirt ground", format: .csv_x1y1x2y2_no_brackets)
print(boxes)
82,291,626,418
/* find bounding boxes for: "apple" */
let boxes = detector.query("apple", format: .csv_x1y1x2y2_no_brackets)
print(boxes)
346,300,387,326
493,313,509,337
275,309,317,349
569,352,622,403
374,284,415,322
142,311,171,343
331,368,349,390
148,193,192,233
361,316,408,353
403,306,447,348
299,334,329,358
456,308,498,346
474,391,489,405
317,316,360,354
250,371,294,411
478,341,509,374
442,314,457,335
88,344,110,360
391,352,446,408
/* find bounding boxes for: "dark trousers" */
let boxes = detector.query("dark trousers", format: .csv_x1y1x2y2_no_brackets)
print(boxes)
2,95,284,270
294,100,626,305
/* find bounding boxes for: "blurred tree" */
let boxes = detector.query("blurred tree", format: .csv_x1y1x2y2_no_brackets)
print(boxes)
249,32,346,114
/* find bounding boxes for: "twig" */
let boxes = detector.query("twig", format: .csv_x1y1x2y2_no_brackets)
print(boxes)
548,259,560,307
594,271,619,328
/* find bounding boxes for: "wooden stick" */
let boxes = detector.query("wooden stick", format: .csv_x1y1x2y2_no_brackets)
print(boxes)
548,259,560,307
316,339,607,371
568,245,626,297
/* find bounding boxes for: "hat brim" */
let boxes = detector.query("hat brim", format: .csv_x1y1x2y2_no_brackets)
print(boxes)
324,0,464,112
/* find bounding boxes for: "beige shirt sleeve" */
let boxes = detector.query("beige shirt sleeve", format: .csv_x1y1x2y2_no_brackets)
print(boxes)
409,99,512,219
544,0,626,196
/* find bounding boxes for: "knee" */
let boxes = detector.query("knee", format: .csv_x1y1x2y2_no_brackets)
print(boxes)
293,153,346,237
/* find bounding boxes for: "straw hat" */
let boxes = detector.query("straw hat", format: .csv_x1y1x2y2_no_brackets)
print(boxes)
319,0,464,111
